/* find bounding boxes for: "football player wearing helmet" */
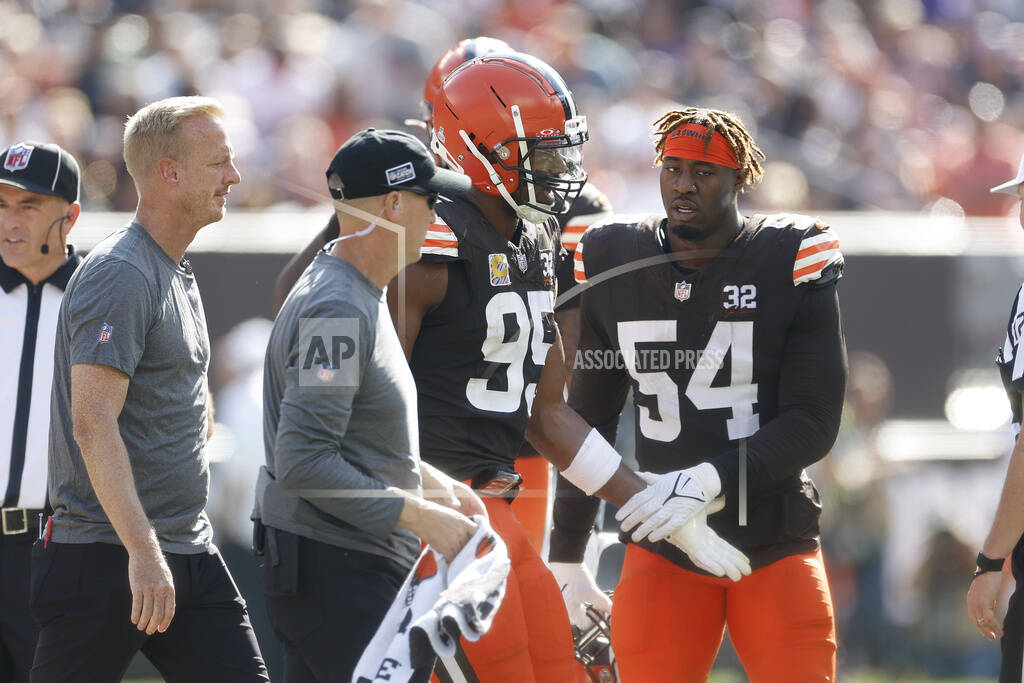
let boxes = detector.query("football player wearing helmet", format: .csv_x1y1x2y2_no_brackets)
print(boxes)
550,106,847,681
967,151,1024,683
400,59,749,683
269,37,614,569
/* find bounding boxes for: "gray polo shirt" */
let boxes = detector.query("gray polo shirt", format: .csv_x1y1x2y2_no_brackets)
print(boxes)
49,222,212,553
256,251,420,568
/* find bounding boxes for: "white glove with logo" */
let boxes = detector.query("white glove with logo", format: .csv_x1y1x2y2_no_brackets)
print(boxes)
616,463,721,543
548,561,613,629
664,495,751,582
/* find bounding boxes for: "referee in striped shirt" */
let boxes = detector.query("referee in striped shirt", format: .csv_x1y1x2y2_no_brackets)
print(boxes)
0,141,81,682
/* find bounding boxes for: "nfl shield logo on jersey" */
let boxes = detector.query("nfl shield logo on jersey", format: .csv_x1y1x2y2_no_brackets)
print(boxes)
4,144,32,172
516,252,528,273
489,253,511,286
97,322,113,343
674,281,692,301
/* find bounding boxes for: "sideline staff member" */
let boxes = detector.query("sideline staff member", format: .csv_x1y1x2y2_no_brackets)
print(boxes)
33,96,269,682
0,141,82,683
257,128,480,682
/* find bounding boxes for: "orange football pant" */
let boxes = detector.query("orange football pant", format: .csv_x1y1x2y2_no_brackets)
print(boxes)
509,455,552,553
611,545,836,682
432,495,574,683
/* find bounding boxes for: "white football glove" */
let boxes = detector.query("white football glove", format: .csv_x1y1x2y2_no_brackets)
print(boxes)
665,497,751,582
616,463,721,543
548,561,613,629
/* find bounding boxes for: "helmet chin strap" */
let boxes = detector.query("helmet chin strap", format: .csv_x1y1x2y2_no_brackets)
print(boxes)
510,105,538,211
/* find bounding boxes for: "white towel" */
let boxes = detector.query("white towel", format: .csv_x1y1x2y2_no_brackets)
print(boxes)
353,515,510,683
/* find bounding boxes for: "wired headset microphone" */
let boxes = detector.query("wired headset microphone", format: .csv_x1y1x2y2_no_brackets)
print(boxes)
39,214,71,255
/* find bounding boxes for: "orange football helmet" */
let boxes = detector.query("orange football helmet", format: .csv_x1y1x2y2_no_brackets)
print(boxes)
430,53,588,223
420,36,512,129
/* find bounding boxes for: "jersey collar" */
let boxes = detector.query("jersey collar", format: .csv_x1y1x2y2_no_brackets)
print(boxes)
0,245,81,294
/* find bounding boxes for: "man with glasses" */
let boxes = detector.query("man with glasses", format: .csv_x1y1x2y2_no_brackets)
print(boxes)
255,128,483,682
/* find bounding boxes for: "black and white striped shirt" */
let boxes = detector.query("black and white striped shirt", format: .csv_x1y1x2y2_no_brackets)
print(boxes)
0,247,79,510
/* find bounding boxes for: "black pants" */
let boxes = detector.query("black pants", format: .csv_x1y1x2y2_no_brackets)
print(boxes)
261,528,419,683
1002,545,1024,682
28,541,269,683
0,533,39,683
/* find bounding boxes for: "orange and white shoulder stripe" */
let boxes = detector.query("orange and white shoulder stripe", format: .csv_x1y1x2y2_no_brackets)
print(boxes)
420,220,458,258
573,238,587,283
793,228,842,285
560,211,612,252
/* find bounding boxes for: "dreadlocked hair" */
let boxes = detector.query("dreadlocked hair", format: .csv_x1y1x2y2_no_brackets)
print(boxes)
652,107,766,187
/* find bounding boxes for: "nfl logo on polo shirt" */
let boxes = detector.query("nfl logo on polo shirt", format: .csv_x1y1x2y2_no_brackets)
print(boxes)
674,282,692,301
97,322,113,343
317,362,335,382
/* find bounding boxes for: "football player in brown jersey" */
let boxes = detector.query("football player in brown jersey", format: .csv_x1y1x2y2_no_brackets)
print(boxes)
270,37,616,631
551,106,847,681
400,60,750,683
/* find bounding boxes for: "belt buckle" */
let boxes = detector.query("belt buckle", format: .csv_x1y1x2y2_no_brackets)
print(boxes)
1,508,29,535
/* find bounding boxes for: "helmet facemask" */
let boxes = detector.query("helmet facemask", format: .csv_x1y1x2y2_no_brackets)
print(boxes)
434,107,588,224
502,108,588,223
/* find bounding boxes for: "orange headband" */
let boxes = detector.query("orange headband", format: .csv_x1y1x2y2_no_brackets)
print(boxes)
662,123,740,169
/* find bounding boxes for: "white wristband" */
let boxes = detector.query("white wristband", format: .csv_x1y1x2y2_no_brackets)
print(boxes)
561,429,622,495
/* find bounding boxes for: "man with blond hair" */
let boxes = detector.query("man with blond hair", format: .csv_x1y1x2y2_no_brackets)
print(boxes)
30,96,269,682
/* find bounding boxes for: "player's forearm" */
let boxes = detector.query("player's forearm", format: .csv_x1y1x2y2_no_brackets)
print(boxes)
549,472,602,563
983,434,1024,558
74,417,158,555
527,401,645,506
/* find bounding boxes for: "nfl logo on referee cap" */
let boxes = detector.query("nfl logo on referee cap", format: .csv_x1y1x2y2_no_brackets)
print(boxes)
674,281,692,302
3,144,32,171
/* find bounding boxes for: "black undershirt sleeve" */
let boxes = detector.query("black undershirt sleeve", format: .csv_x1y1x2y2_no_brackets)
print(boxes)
548,288,630,563
709,283,847,503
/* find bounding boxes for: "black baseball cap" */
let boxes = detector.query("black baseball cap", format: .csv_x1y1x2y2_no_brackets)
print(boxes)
326,128,471,201
0,141,80,204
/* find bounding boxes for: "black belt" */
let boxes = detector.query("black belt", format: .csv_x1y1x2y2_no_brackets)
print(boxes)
470,468,522,501
1,507,45,537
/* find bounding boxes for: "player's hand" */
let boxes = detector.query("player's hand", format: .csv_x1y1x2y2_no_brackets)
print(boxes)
967,570,1005,640
128,541,175,635
616,463,721,543
548,561,613,629
664,498,751,582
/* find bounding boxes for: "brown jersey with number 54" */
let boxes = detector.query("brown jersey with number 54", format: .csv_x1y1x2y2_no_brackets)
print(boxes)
561,212,846,571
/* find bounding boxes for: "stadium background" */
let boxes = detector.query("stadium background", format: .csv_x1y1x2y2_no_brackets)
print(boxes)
5,0,1024,679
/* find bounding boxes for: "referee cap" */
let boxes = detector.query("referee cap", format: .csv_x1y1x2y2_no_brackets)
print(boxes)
0,141,80,203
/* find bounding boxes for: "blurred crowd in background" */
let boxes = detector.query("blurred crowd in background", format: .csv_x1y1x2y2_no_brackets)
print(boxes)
2,0,1024,218
6,0,1024,679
